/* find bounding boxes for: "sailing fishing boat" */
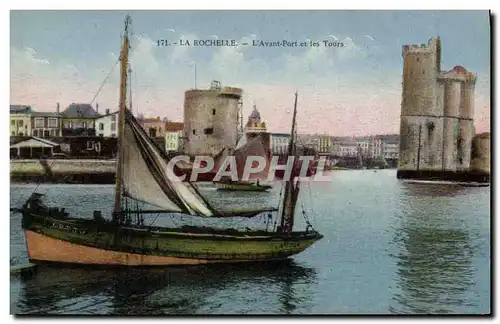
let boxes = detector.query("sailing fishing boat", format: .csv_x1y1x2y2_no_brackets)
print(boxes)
16,15,322,266
212,132,272,192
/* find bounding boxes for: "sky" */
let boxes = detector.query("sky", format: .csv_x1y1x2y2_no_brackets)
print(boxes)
10,10,491,136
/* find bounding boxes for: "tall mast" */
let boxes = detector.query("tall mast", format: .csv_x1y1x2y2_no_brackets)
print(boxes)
279,92,299,233
113,15,131,219
128,64,133,114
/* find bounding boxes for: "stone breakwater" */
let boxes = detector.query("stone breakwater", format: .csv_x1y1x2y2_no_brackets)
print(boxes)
10,159,116,184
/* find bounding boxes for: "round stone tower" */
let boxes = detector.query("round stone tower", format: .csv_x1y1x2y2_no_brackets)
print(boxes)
399,37,444,172
183,81,243,156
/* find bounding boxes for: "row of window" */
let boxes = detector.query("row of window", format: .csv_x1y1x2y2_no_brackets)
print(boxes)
32,129,59,137
11,118,60,128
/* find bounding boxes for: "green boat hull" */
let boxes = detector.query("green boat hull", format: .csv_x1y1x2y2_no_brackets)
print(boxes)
21,212,323,266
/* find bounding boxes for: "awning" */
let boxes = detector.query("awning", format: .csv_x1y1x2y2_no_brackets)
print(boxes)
10,137,60,149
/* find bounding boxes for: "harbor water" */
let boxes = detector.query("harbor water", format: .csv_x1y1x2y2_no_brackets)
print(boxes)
10,169,491,315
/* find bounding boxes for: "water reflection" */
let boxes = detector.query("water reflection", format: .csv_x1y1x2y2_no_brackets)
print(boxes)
13,260,316,315
390,184,476,314
400,182,475,198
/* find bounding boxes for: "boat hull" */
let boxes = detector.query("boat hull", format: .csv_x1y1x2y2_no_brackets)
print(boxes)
22,213,322,266
213,182,272,192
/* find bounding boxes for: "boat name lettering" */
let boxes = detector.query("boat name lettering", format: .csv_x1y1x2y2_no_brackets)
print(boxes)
51,222,87,235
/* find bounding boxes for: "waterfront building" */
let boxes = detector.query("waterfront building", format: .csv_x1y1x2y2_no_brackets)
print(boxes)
10,105,32,136
31,104,63,137
356,137,371,157
369,136,384,159
330,138,358,157
165,121,184,153
316,135,332,154
95,110,118,137
138,116,167,138
61,103,100,137
270,133,290,155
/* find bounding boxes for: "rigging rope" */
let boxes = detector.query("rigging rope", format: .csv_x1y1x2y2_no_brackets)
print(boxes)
89,58,120,106
307,181,317,229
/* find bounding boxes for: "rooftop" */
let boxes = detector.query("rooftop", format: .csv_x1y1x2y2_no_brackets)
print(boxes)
165,121,184,132
62,103,100,118
249,105,261,119
10,105,32,114
31,111,62,117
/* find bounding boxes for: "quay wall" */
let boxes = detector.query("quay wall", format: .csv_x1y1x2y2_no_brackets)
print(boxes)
10,159,116,184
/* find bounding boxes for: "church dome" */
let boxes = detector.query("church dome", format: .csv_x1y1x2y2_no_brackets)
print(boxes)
250,106,261,119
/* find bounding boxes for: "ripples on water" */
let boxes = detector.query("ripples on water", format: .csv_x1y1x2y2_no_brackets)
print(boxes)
10,170,490,314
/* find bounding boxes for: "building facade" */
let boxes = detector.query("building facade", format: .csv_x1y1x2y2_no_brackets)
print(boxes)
368,136,383,159
95,110,118,137
138,116,167,138
399,37,476,175
183,81,243,156
356,138,371,157
31,111,62,137
10,105,32,136
61,103,99,136
165,121,184,153
332,138,358,157
316,135,332,154
270,133,290,155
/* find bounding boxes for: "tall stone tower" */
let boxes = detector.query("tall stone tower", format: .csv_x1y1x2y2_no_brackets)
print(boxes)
399,37,444,173
398,37,477,179
183,81,243,156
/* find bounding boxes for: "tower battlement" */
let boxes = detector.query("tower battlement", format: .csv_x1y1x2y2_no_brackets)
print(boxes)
403,37,441,55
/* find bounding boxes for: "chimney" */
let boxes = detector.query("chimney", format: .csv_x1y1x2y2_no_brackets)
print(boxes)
106,109,110,115
96,103,99,114
56,103,60,114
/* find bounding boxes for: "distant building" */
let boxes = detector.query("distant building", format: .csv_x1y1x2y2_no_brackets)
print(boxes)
246,105,268,133
368,136,384,159
242,105,271,156
356,138,371,157
31,111,63,137
337,138,358,157
10,105,32,136
95,109,118,137
316,135,332,154
138,116,167,138
165,121,184,153
381,134,399,159
270,133,290,155
61,103,100,136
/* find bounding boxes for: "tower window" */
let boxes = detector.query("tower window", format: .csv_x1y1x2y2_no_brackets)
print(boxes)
192,129,196,135
416,57,420,62
422,69,425,75
212,109,216,115
204,127,214,135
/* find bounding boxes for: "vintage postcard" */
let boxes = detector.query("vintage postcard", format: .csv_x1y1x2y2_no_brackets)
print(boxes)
9,10,491,315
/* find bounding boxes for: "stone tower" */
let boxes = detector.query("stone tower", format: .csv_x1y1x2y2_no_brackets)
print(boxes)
398,37,477,179
399,37,444,172
183,81,243,156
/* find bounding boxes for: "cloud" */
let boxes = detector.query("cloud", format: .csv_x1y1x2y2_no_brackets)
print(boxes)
10,30,490,136
364,34,375,41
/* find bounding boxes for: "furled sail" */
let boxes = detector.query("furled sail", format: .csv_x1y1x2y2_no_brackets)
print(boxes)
122,110,215,216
